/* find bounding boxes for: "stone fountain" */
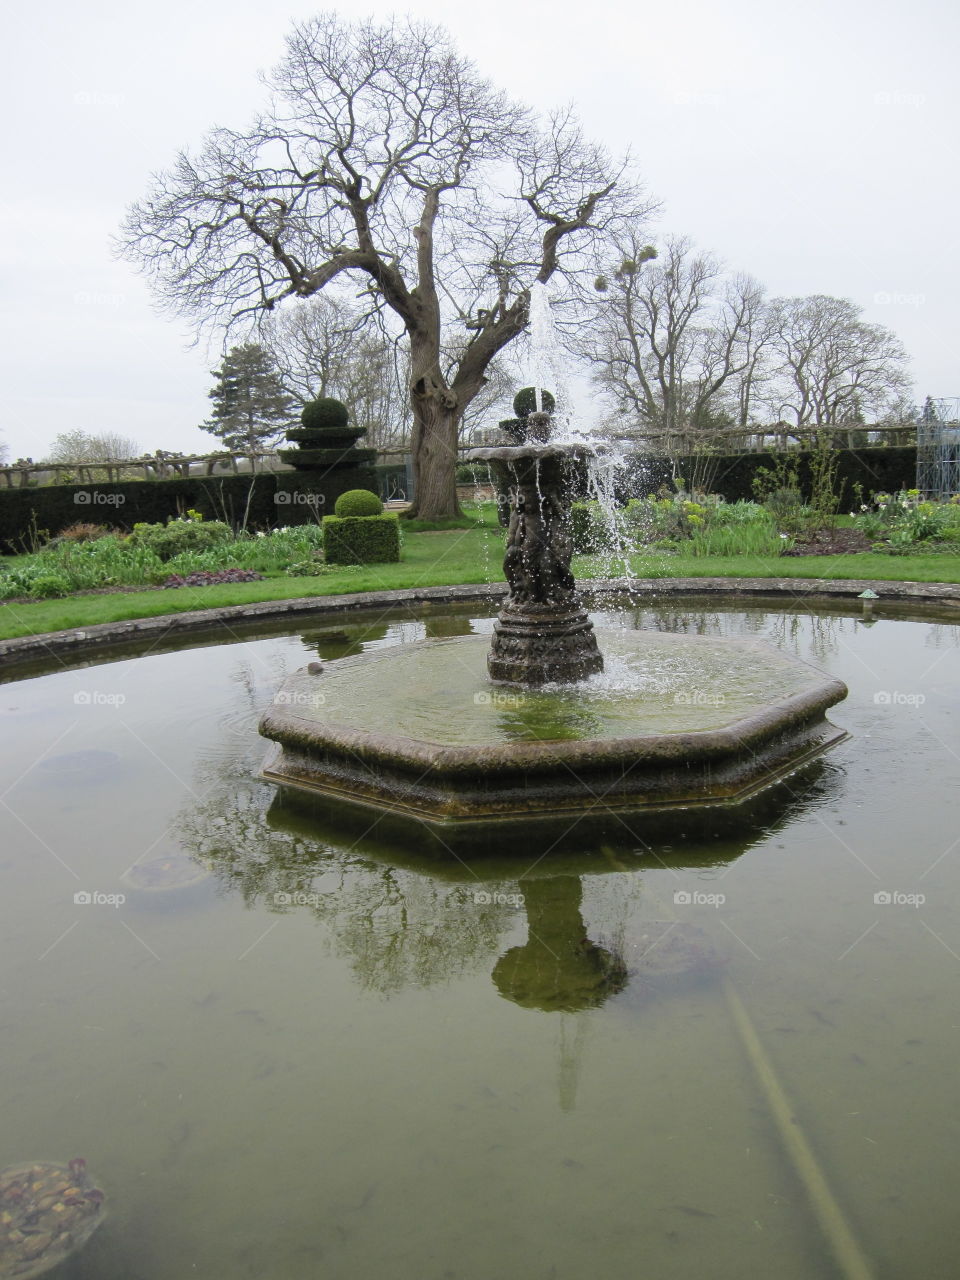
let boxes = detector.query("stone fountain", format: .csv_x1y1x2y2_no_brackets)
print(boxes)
260,286,848,843
469,406,603,685
259,386,848,841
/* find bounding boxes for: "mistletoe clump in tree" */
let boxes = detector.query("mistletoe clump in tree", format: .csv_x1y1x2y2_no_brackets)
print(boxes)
202,343,295,453
119,13,653,519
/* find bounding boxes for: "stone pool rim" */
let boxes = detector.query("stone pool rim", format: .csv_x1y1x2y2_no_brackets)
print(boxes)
0,576,958,675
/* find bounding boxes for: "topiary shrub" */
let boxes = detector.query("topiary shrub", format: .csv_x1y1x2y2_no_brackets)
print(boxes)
300,398,350,430
513,387,556,419
334,488,383,517
323,513,400,564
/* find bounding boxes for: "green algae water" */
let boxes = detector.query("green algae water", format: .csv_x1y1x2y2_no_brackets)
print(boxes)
0,598,958,1279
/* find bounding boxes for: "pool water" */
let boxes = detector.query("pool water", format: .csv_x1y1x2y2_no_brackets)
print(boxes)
0,598,958,1279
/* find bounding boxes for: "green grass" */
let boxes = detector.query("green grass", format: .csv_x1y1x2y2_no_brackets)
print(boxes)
2,523,958,642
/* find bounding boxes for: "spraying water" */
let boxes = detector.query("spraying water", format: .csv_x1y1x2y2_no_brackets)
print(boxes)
526,280,640,585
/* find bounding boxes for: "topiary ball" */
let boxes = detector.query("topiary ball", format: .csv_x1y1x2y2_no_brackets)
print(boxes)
334,488,383,517
301,398,349,430
513,387,555,419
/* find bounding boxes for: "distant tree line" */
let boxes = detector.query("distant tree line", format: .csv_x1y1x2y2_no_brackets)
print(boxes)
580,233,913,454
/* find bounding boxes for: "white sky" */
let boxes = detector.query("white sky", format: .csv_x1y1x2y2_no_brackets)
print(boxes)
1,0,956,461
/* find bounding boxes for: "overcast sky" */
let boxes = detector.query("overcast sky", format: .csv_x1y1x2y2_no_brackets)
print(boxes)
1,0,956,461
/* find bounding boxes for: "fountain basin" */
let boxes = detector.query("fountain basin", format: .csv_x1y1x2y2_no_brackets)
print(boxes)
259,630,847,827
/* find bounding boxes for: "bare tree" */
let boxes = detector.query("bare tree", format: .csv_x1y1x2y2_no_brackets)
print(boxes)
263,294,407,449
45,429,142,464
764,295,912,441
119,14,651,518
582,233,770,452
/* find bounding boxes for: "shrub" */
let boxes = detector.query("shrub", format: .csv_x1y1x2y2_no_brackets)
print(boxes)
52,523,113,544
334,488,383,517
571,501,620,554
128,518,234,561
456,463,491,485
300,397,349,430
513,387,556,418
323,513,400,564
27,572,72,598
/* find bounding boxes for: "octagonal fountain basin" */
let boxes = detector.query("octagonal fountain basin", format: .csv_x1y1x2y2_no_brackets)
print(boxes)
259,629,847,827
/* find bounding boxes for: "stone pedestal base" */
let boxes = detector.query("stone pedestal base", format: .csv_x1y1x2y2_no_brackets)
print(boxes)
488,602,604,685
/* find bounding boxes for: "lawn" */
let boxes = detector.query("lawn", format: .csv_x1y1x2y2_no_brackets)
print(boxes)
1,523,958,642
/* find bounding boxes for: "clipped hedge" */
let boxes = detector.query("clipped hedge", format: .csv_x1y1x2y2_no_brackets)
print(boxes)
322,513,401,565
0,467,379,549
623,447,918,504
334,488,383,517
301,397,350,430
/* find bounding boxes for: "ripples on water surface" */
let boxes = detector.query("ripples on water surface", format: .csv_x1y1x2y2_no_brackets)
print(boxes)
0,598,958,1279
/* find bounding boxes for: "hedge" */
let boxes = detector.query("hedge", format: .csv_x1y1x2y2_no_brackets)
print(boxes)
620,446,918,504
322,513,401,564
0,466,379,550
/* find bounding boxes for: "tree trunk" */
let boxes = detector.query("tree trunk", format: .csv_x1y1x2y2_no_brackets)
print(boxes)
405,321,464,519
407,388,463,520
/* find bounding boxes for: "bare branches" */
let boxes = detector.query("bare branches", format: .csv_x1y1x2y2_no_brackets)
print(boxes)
118,12,655,514
764,295,911,428
580,232,912,452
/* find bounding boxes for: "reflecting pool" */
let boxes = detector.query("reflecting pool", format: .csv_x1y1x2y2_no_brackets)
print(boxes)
0,597,958,1278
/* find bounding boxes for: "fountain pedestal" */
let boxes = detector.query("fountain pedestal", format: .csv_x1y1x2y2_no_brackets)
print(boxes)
468,443,603,685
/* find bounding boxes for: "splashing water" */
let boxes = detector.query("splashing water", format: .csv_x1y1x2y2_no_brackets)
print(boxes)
526,280,643,586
